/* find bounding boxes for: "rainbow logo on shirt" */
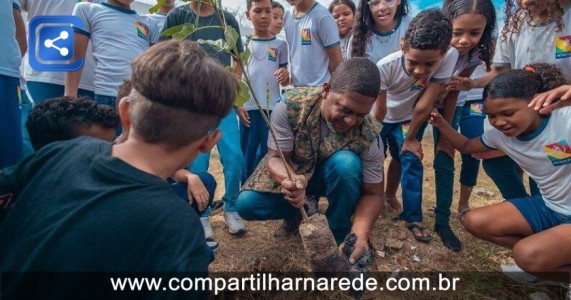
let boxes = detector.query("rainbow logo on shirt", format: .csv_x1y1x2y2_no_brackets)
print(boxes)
470,102,484,116
544,140,571,166
410,77,429,91
555,36,571,59
135,21,149,40
301,28,311,45
267,47,278,61
401,123,410,138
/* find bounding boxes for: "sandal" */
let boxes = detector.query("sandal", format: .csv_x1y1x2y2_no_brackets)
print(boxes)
406,223,432,243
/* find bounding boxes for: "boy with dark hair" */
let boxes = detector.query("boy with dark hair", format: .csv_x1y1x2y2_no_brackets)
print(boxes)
0,40,238,297
25,97,118,151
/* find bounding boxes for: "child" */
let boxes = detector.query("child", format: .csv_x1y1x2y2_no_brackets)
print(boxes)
270,1,285,35
348,0,410,63
65,0,160,106
328,0,356,59
374,9,457,243
429,66,571,283
1,0,26,169
283,0,343,87
145,0,176,32
430,0,497,251
163,0,247,236
0,40,238,297
25,97,118,150
241,0,289,182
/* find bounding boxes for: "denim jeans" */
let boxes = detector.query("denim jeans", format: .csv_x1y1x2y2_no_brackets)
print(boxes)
26,81,94,103
170,172,217,217
483,156,541,200
189,108,243,214
432,107,462,227
236,150,362,244
380,121,427,223
459,100,485,187
1,75,23,169
240,110,271,183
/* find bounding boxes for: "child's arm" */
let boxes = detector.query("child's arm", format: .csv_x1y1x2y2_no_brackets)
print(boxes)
450,66,510,91
64,33,89,97
429,109,489,154
325,45,343,73
13,6,26,56
529,85,571,114
173,169,209,211
373,90,387,123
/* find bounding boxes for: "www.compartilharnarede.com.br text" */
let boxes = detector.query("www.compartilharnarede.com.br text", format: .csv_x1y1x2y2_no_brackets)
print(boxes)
110,272,460,295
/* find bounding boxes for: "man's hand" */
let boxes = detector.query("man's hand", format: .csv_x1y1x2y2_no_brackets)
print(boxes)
237,106,251,127
187,174,209,212
529,85,571,115
343,236,369,265
401,139,423,160
280,175,307,208
275,68,290,86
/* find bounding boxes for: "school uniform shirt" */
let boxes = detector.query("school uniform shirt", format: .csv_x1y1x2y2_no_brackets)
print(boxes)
493,6,571,82
481,106,571,215
284,2,340,87
377,47,459,123
243,36,288,111
340,35,350,59
73,2,160,97
268,102,385,184
19,0,98,92
145,12,168,32
346,14,411,63
0,0,22,79
457,63,486,108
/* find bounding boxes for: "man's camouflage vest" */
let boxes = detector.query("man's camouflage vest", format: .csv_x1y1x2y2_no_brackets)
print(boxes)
241,87,382,194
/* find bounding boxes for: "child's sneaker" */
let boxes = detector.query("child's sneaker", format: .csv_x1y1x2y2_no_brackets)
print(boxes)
223,212,246,236
200,217,213,240
207,241,219,252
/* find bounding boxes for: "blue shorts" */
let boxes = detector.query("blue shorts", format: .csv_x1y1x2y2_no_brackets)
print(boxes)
508,194,571,233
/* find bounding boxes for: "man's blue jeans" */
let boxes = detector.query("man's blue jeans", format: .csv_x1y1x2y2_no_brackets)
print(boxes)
235,150,362,244
190,108,243,214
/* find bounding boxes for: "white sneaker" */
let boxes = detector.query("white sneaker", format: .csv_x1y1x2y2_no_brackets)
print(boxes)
223,212,246,236
501,264,561,286
200,217,213,240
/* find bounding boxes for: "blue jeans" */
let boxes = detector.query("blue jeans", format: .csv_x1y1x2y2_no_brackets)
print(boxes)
26,81,94,103
0,75,23,169
23,82,95,155
240,110,271,183
380,121,427,223
189,108,243,214
94,94,117,107
170,172,217,217
459,100,485,187
236,150,362,244
433,107,462,227
483,156,541,200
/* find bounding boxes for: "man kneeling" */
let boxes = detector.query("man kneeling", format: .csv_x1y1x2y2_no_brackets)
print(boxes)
236,57,385,263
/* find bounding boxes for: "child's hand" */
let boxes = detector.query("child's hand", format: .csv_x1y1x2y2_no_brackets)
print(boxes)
187,174,209,212
237,106,251,127
447,76,473,92
401,139,423,160
275,68,290,86
529,84,571,114
436,139,455,159
428,109,445,128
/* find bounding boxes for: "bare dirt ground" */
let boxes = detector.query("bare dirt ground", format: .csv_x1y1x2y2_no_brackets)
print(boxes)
204,135,567,299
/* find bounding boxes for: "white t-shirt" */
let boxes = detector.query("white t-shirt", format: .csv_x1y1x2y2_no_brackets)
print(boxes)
73,2,160,97
457,63,486,107
340,35,350,60
284,2,340,87
19,0,98,91
377,47,459,123
145,12,167,32
493,6,571,82
0,0,21,78
346,14,411,63
481,107,571,215
243,36,288,111
268,101,385,184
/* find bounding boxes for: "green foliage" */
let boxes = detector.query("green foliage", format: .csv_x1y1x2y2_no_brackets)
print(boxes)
149,0,167,13
235,81,250,108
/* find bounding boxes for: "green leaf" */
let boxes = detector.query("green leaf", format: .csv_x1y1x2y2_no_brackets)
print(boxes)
241,47,250,62
161,24,196,40
197,39,229,52
234,81,250,107
224,66,234,73
149,0,167,13
224,26,239,55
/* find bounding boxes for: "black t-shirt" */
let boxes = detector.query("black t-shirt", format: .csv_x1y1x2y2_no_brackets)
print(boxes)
0,137,208,291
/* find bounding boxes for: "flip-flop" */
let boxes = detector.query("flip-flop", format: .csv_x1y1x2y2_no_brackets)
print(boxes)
406,223,431,243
